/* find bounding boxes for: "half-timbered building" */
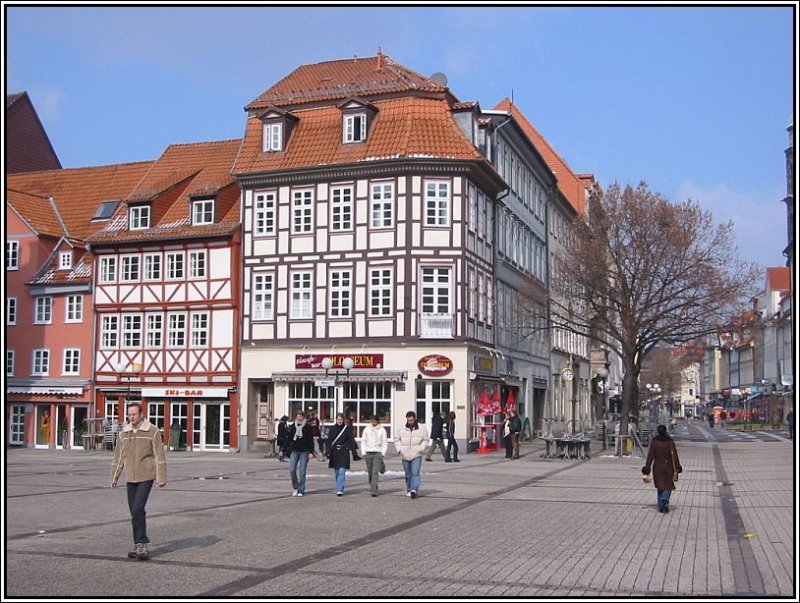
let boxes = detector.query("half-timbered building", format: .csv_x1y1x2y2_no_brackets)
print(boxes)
87,140,243,451
234,53,514,452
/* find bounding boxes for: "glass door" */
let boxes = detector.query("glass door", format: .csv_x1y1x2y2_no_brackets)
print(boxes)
71,405,89,449
9,405,25,446
36,405,52,448
56,404,68,448
415,380,452,428
193,402,230,451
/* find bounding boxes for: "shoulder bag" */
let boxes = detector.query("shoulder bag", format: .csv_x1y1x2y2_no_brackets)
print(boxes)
670,447,679,483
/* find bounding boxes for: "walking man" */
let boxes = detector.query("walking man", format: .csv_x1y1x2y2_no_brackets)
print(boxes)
111,402,167,561
424,411,446,462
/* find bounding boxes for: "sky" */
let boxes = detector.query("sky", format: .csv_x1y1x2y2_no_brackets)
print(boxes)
4,4,796,270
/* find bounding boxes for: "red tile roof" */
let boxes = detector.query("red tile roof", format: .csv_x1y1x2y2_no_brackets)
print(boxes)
7,162,154,240
234,98,481,175
89,139,243,245
493,98,588,214
29,247,94,286
766,266,790,292
246,53,451,111
6,189,65,237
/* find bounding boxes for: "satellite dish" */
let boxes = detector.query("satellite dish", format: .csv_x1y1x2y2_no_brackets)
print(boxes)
430,72,448,86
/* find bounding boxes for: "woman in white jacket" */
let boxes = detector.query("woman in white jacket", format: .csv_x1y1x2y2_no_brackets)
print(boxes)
395,411,429,498
360,415,389,497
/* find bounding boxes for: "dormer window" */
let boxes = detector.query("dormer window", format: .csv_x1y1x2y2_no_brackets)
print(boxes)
344,113,367,143
59,251,72,270
192,198,215,225
262,122,283,152
129,204,151,230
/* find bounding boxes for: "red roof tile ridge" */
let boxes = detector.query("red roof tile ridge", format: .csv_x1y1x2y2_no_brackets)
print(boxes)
8,159,154,177
164,138,242,150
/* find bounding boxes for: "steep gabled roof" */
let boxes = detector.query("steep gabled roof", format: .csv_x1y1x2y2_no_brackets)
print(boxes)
493,98,588,214
234,97,482,176
6,91,62,173
246,52,453,111
6,189,65,237
88,139,242,245
7,162,155,240
29,242,94,286
766,266,791,292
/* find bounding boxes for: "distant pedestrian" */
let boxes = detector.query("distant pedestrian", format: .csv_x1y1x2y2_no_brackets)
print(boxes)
347,414,362,461
308,411,324,462
287,411,315,497
641,424,682,513
276,415,289,462
444,411,460,463
719,409,727,430
326,413,354,496
669,416,677,434
707,411,714,429
786,410,794,440
424,412,446,461
503,408,522,459
361,414,389,496
396,411,429,498
110,402,167,561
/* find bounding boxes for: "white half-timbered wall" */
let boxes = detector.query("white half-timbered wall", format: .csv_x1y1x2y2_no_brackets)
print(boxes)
94,240,237,383
241,172,495,344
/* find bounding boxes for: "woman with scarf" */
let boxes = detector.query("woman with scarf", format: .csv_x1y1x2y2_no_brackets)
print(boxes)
641,424,683,513
326,413,354,496
287,411,315,497
395,411,429,498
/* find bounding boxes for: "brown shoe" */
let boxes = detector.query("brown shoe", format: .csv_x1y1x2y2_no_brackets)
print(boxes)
127,544,140,559
136,543,150,561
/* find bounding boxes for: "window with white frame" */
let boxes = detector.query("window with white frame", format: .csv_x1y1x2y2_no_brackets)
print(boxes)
66,295,83,322
369,268,393,316
424,180,450,226
191,312,209,347
370,182,394,228
330,185,353,231
468,269,477,319
168,314,186,347
32,349,50,376
35,297,53,324
421,267,451,314
99,256,117,283
146,314,163,348
343,113,367,143
101,315,118,348
144,254,161,281
254,190,276,236
252,273,274,320
468,185,478,233
122,315,142,348
121,255,140,282
290,272,313,319
59,251,72,270
63,349,80,375
292,189,314,234
7,350,15,376
188,250,206,279
262,122,283,152
192,199,214,225
129,205,151,230
166,252,184,280
329,270,352,318
6,240,19,270
7,298,16,325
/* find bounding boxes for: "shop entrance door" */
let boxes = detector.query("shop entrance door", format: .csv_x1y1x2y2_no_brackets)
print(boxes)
71,406,89,449
9,405,25,446
193,402,230,451
414,380,452,429
35,405,52,448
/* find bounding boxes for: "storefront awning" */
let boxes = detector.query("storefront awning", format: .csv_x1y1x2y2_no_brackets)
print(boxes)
7,386,84,395
272,370,406,383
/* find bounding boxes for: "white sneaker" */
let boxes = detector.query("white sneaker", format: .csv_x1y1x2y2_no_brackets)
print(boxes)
292,490,298,497
405,491,412,497
336,491,343,496
296,492,304,497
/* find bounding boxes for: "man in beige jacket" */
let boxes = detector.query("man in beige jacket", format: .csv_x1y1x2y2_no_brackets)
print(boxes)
111,402,167,560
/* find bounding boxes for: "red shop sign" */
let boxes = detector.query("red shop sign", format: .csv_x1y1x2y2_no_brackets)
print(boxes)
418,354,453,377
295,354,384,370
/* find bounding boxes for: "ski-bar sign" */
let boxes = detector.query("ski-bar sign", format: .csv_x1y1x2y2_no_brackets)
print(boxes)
418,354,453,377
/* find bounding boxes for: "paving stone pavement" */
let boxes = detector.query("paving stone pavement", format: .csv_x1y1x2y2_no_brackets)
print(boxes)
3,431,795,600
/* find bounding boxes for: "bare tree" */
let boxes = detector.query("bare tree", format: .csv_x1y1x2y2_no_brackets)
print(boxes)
549,182,760,438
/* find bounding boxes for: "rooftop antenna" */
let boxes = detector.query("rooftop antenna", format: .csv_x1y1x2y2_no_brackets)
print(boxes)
511,88,514,105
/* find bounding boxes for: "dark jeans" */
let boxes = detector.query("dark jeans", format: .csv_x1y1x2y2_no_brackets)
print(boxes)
127,480,154,544
445,437,459,461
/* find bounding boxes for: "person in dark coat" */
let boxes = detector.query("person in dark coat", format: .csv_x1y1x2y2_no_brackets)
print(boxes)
444,411,460,462
276,415,289,462
326,413,354,496
287,411,315,497
503,409,522,459
424,412,446,461
642,424,683,513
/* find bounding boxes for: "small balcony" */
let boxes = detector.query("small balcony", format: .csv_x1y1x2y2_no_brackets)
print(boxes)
419,313,454,339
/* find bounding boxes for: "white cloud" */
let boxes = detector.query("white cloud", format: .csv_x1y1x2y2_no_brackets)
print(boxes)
676,180,787,269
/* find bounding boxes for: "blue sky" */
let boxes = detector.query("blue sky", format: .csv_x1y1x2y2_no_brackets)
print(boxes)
5,5,795,269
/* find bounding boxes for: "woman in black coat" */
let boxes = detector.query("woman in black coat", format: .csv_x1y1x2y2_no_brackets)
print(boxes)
326,413,354,496
276,416,289,462
642,424,683,513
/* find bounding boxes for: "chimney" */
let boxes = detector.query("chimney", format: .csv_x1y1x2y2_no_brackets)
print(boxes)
377,47,383,70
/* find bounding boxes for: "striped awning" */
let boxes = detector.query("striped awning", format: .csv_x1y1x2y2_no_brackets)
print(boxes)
271,370,406,383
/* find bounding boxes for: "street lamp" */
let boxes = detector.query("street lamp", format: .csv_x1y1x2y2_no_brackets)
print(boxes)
595,367,609,420
321,356,355,416
646,383,661,421
115,362,143,413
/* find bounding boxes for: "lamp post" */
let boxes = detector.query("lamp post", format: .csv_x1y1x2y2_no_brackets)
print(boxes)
595,367,609,420
321,356,355,417
115,362,143,418
646,383,661,422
